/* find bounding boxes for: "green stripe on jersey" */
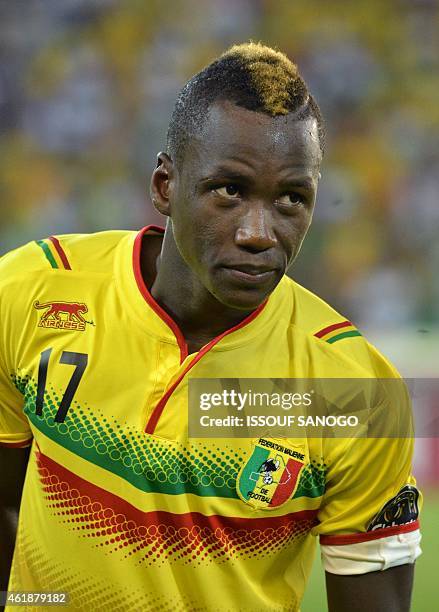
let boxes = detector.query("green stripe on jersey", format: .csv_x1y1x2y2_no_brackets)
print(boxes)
327,330,362,344
35,240,58,269
16,376,326,501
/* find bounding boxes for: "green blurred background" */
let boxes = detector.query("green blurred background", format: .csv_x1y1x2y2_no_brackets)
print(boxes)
0,1,437,609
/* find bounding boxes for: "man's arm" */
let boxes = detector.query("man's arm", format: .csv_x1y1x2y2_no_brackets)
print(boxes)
0,446,30,591
326,564,414,612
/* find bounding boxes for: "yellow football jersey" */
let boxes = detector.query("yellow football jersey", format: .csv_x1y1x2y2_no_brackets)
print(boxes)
0,227,421,611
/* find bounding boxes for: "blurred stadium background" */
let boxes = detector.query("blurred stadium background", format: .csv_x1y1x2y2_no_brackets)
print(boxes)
0,1,437,609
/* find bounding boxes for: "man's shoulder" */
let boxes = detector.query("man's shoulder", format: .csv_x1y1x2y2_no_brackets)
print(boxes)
0,229,133,284
278,276,399,377
278,275,356,339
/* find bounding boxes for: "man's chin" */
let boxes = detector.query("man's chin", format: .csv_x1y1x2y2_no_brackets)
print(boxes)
207,268,282,312
210,285,272,313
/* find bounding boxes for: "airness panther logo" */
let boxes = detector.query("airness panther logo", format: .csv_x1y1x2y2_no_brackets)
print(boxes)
34,300,93,331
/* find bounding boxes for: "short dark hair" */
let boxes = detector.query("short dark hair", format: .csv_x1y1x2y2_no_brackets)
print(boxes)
167,42,325,167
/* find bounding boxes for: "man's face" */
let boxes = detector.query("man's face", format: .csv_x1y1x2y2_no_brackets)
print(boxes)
167,101,321,311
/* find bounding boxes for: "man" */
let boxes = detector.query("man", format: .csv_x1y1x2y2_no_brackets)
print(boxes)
0,43,421,611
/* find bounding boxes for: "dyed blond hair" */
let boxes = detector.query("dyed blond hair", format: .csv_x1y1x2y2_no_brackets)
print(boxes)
221,42,304,116
167,41,324,166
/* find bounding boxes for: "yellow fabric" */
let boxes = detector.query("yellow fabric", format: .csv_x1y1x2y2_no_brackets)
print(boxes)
0,229,419,611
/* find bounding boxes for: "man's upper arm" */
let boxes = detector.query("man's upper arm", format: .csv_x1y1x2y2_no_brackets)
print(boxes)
0,247,34,450
325,563,414,612
313,372,421,578
0,343,33,448
0,244,38,593
0,333,31,539
0,444,30,592
0,445,30,507
315,431,420,611
315,437,421,575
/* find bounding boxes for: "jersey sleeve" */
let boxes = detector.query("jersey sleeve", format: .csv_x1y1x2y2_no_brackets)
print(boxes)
313,363,421,575
0,247,35,448
0,356,32,447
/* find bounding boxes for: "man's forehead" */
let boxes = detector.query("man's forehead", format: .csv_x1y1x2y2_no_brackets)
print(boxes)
189,100,321,170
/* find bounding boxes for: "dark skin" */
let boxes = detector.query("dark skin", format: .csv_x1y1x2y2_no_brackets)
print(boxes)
148,99,415,608
0,445,30,597
149,100,321,353
325,565,414,612
1,101,414,609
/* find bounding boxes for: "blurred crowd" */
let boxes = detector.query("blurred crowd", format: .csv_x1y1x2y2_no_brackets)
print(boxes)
0,0,438,330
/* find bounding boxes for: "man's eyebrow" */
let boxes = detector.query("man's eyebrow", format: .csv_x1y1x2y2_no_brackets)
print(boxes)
279,176,315,190
198,166,317,188
198,166,254,182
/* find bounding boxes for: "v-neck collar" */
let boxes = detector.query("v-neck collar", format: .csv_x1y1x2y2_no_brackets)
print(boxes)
115,225,277,363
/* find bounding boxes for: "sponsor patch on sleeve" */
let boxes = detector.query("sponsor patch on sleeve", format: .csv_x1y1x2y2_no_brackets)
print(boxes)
367,485,420,532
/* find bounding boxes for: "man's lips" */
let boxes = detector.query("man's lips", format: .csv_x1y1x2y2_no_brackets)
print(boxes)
220,264,278,284
222,263,276,274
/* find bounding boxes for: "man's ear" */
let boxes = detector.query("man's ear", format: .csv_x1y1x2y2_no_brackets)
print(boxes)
150,152,175,217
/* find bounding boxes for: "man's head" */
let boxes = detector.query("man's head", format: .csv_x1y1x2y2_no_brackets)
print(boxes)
151,42,324,312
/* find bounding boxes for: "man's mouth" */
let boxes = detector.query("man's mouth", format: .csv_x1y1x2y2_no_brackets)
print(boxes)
221,264,278,285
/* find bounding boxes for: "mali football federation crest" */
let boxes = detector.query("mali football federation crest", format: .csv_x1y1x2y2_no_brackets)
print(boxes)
237,438,307,510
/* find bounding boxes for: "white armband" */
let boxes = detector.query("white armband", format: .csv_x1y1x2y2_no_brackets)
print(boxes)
321,526,421,575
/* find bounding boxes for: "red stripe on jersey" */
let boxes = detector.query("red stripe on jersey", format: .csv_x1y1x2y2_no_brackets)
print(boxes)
48,236,72,270
319,520,420,546
314,320,352,338
269,458,303,507
0,438,33,448
133,226,188,362
37,449,318,533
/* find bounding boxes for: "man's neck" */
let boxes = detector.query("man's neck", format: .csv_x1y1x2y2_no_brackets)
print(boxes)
140,229,254,353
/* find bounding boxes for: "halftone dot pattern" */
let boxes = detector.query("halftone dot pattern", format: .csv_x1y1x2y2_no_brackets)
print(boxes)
15,374,326,503
294,460,327,498
37,450,318,567
11,372,30,394
10,532,201,611
20,377,246,497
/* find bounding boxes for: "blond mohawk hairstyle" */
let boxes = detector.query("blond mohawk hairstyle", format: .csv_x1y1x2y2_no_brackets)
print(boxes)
167,41,324,166
221,42,303,116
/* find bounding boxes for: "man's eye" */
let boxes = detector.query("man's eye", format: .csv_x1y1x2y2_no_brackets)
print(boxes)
213,185,241,198
276,193,305,207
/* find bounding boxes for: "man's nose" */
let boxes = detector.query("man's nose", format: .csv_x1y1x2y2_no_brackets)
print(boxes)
234,205,277,252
